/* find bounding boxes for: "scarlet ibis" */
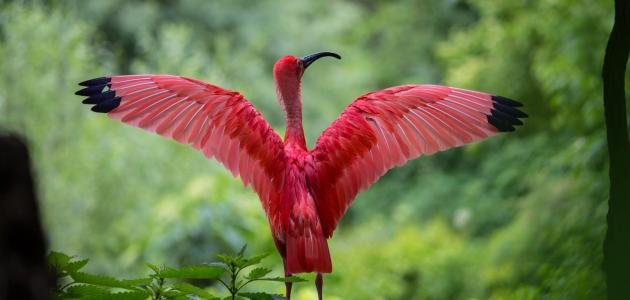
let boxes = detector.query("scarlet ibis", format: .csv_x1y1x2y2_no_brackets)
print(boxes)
76,51,526,299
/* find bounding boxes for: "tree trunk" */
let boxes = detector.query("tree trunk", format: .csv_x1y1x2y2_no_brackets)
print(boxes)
0,132,53,300
601,0,630,299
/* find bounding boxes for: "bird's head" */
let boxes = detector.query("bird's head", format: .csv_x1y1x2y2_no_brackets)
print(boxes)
273,51,341,83
273,52,341,133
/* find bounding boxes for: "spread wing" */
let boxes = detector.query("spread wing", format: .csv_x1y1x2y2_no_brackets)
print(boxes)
307,84,527,237
77,75,286,222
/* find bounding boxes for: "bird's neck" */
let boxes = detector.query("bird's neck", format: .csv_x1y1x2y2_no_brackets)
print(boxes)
276,77,307,150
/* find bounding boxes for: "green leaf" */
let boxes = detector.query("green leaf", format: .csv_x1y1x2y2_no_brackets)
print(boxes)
160,265,225,279
258,276,307,283
235,253,269,268
237,244,248,257
48,251,71,269
171,296,198,300
216,254,233,266
70,272,139,289
64,284,109,296
207,262,229,270
287,275,307,282
172,282,218,299
58,286,146,300
216,251,267,269
222,296,248,300
245,267,271,280
65,258,89,273
238,292,281,300
120,278,152,286
83,291,148,300
162,288,183,298
146,263,161,274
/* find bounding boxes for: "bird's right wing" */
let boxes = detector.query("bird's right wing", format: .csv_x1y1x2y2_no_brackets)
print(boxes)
77,75,286,223
307,84,527,237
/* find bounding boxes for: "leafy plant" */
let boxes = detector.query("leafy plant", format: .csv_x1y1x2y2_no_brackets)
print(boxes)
49,246,305,300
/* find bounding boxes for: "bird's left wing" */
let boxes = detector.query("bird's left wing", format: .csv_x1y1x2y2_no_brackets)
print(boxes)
77,75,286,221
306,84,527,237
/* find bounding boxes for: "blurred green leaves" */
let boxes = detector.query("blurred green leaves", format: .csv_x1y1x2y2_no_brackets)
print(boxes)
1,0,611,299
50,249,301,300
159,266,225,280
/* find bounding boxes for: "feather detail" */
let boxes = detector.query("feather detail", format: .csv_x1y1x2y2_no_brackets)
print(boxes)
79,69,526,277
77,75,286,223
308,84,526,237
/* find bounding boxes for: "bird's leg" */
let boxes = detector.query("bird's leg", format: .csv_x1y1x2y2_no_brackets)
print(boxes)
283,258,293,300
316,273,323,300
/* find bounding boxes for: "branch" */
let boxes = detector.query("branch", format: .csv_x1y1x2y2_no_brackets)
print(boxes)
601,1,630,299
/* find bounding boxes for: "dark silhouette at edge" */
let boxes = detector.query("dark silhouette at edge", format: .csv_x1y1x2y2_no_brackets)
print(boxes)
0,132,53,300
601,0,630,299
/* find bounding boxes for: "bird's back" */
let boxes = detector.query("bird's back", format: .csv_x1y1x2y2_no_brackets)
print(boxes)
275,148,332,273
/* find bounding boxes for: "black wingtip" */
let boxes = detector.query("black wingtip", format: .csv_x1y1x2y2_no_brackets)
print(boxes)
82,90,116,104
491,108,523,126
79,77,111,87
488,114,515,132
488,95,527,132
493,95,523,107
77,76,119,113
91,97,121,113
75,83,109,96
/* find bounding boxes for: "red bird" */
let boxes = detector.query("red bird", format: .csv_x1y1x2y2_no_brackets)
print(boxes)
77,51,526,299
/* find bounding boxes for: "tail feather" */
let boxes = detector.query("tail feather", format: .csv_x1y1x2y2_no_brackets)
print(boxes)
286,232,332,274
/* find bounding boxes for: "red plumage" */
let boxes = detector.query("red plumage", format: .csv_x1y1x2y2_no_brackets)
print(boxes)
77,52,526,299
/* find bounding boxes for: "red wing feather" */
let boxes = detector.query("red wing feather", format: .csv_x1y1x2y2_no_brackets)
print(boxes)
77,75,286,221
307,84,527,237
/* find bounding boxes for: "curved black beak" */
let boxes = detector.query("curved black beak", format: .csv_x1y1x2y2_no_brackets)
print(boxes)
301,51,341,69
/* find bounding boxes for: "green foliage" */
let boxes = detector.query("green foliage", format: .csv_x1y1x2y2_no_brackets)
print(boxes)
160,266,225,280
49,248,304,300
1,0,612,299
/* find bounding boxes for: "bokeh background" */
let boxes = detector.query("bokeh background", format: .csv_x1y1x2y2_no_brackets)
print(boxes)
0,0,621,299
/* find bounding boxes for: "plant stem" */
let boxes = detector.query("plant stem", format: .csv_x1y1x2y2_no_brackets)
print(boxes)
231,263,238,300
154,277,165,300
217,278,230,290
